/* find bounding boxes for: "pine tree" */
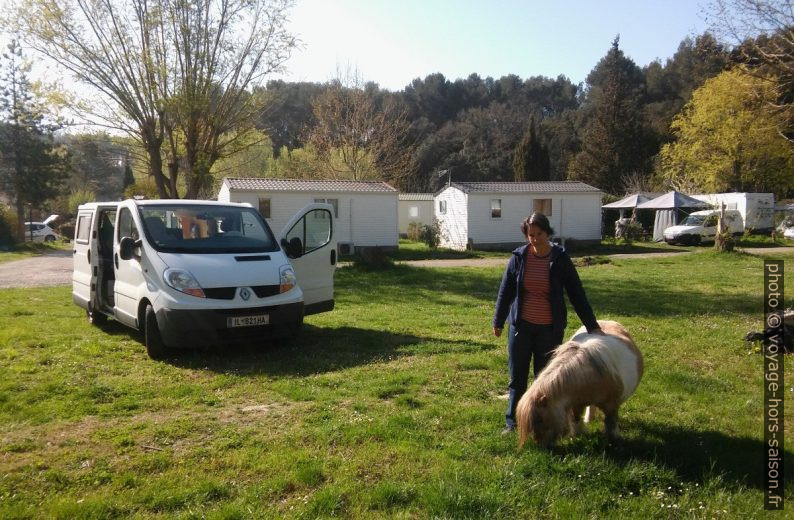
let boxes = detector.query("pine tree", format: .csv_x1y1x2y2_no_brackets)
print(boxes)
0,40,68,241
123,157,135,191
568,37,652,194
513,115,551,181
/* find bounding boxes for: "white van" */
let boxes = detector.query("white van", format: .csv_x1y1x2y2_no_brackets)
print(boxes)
72,199,336,358
663,209,744,245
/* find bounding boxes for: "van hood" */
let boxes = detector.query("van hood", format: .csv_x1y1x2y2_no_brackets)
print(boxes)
664,225,703,236
156,251,284,288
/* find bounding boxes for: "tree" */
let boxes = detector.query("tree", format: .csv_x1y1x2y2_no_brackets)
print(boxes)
259,80,324,154
64,133,127,201
12,0,172,196
707,0,794,141
659,67,794,197
513,115,550,181
13,0,296,199
0,40,68,241
306,72,415,184
643,33,730,143
161,0,297,198
568,37,654,194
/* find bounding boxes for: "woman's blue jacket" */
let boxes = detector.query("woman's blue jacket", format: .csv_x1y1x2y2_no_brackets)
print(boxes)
492,243,599,339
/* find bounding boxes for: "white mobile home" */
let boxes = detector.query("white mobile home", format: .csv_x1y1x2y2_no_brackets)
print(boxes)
398,193,434,235
691,192,775,231
435,181,602,250
219,178,399,254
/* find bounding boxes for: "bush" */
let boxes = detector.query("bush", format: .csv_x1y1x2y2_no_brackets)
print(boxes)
406,222,422,241
59,224,75,240
353,247,393,270
0,204,18,249
419,220,442,249
68,189,96,217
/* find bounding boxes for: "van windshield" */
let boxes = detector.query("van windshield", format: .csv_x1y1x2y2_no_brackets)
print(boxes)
681,215,706,226
138,205,279,254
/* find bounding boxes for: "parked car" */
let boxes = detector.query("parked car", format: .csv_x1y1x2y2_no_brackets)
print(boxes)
72,199,336,359
663,209,743,245
24,221,59,242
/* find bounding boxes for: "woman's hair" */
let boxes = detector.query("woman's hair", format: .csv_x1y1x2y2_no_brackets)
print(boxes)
521,212,554,237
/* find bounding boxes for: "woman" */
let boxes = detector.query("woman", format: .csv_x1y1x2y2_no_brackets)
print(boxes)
492,213,602,434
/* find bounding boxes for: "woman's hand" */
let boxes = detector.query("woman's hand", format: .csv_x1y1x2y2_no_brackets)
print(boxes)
493,327,503,337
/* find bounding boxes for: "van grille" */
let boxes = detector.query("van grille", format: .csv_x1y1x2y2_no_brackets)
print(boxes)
203,285,280,300
204,287,236,299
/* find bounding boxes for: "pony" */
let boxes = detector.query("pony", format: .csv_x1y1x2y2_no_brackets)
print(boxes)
516,320,643,449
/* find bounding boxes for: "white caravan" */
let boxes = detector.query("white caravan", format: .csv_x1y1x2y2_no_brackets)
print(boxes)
72,199,336,358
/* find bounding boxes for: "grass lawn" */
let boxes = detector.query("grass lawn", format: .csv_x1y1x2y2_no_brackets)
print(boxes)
0,250,792,518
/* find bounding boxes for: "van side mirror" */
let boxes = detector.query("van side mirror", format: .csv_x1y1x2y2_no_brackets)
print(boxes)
119,236,140,260
281,237,303,259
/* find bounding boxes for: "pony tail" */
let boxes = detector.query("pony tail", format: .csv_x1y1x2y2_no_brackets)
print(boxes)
515,395,531,449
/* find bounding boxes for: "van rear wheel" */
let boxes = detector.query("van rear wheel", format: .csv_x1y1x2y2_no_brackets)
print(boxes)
144,304,169,360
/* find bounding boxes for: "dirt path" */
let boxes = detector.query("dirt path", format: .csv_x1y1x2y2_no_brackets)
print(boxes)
0,246,791,288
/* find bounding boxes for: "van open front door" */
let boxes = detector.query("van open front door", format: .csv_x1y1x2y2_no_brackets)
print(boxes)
280,203,337,315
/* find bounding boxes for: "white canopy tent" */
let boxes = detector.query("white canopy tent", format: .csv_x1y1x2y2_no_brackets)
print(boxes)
602,193,659,211
602,193,662,237
636,191,711,242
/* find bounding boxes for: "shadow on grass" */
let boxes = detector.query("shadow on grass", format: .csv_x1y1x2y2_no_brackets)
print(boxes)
563,419,793,491
158,324,494,376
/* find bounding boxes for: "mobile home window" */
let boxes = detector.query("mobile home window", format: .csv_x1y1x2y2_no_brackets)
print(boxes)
258,198,271,219
533,198,552,216
314,198,339,218
409,206,419,218
439,200,447,215
490,199,502,219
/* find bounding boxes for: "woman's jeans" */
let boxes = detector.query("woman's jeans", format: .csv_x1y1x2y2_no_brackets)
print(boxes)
505,320,564,429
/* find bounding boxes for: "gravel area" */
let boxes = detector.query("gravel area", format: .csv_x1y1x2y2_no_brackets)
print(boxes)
0,250,73,289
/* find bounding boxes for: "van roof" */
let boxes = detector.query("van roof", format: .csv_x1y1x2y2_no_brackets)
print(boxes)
690,209,740,215
78,199,252,210
130,199,251,207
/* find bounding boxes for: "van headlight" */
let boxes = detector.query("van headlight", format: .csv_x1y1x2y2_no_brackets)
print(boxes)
279,265,297,293
164,268,206,298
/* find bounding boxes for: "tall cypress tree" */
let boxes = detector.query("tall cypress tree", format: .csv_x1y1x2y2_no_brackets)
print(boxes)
513,115,550,182
0,40,68,241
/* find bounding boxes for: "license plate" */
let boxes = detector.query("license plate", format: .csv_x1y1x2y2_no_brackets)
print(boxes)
227,314,269,328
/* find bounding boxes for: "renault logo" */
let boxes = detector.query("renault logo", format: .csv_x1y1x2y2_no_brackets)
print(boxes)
240,288,251,301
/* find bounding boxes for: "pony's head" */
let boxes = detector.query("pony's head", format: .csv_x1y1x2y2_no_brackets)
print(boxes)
517,392,569,450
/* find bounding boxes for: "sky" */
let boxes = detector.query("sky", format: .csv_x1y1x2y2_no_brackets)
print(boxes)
275,0,713,91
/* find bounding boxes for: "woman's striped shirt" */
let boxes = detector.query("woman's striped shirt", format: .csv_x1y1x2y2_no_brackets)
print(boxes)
520,250,553,324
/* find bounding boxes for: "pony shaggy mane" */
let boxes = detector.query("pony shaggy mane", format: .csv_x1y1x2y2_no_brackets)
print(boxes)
530,339,621,400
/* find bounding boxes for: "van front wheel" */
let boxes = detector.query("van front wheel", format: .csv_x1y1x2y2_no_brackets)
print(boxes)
144,305,169,360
